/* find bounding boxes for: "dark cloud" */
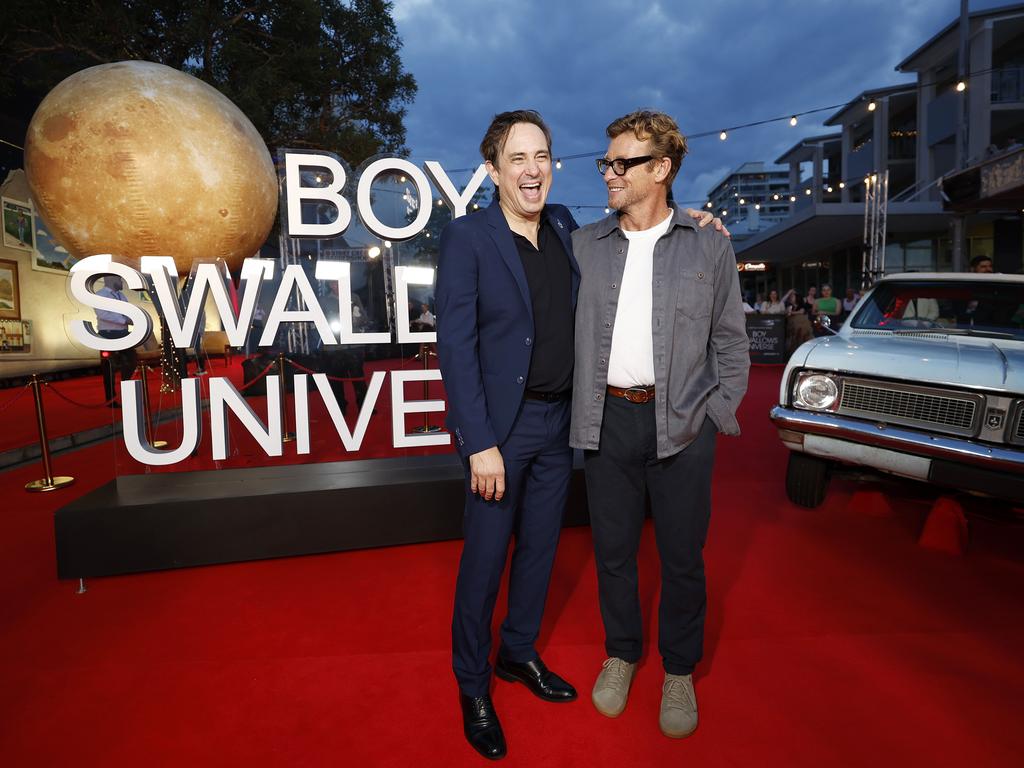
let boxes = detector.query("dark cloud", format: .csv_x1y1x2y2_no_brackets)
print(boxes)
393,0,1007,223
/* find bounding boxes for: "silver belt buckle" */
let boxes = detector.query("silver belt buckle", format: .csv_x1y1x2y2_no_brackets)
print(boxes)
624,387,650,404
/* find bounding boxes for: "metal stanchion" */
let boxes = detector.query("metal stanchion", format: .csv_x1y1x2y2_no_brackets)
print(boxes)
139,365,168,448
277,351,296,443
413,342,442,434
24,374,75,492
76,578,87,594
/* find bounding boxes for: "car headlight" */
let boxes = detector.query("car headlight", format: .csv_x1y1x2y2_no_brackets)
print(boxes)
793,372,840,411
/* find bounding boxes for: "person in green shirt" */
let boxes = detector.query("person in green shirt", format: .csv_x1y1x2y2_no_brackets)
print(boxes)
813,284,842,332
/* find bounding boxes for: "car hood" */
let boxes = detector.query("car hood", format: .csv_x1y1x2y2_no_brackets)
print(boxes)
803,332,1024,394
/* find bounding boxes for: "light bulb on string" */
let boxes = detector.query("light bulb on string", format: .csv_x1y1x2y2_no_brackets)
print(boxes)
956,81,966,92
719,130,727,141
789,116,798,126
839,181,845,189
555,159,562,170
867,100,876,112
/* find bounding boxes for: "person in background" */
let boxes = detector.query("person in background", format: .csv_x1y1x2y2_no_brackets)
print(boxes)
969,255,994,274
783,289,813,354
416,302,436,329
94,275,138,407
842,287,860,316
805,284,818,307
812,284,842,332
760,288,786,314
753,292,765,312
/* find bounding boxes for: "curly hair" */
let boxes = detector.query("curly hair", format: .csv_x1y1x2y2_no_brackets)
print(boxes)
605,109,688,186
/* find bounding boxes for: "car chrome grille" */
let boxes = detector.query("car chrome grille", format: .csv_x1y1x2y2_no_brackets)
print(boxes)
1016,407,1024,443
838,379,981,437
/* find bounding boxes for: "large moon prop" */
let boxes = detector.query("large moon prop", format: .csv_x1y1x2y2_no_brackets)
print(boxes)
25,60,278,273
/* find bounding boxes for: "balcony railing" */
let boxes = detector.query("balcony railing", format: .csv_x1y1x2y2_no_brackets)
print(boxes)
992,67,1024,104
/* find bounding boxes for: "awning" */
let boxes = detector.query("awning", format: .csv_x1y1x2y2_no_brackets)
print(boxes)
941,145,1024,212
733,201,948,265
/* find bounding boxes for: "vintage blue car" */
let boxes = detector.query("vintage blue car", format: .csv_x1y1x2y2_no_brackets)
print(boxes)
770,272,1024,507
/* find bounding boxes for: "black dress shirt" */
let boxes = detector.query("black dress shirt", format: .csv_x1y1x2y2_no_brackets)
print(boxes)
512,220,573,394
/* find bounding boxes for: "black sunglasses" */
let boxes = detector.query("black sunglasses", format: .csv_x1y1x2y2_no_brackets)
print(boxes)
596,155,654,176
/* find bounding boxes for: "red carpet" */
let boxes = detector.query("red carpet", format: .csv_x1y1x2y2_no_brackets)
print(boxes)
1,366,1023,767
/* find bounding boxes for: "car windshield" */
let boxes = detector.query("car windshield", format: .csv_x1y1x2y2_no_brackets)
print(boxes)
851,280,1024,340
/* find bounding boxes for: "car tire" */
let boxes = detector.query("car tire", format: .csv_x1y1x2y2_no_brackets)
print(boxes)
786,452,830,508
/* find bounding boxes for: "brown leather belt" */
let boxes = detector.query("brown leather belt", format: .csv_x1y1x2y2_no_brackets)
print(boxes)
606,385,656,404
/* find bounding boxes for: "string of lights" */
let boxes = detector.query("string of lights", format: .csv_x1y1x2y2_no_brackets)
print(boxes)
2,66,1000,227
558,169,893,217
440,65,1001,176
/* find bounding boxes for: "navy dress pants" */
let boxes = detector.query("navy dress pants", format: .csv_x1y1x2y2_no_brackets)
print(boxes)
452,398,572,698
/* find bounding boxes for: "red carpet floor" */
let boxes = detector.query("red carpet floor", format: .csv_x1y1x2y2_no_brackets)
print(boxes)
1,366,1023,767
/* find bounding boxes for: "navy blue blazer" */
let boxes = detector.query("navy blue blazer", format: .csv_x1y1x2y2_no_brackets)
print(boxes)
436,200,580,458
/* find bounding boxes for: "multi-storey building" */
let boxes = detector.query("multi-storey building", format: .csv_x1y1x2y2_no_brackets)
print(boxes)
733,3,1024,298
704,162,792,240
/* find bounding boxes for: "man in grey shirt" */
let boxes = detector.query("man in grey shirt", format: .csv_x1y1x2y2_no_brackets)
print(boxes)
570,110,749,738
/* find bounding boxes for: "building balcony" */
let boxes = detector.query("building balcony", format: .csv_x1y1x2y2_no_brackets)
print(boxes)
992,66,1024,105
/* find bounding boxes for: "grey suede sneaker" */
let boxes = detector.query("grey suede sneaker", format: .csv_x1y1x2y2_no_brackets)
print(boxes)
591,657,637,717
660,673,698,738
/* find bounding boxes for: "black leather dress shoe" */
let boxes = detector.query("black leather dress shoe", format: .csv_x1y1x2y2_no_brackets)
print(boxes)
495,656,578,702
459,693,507,760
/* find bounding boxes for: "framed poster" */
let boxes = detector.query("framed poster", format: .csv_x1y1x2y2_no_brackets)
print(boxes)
2,198,33,252
32,214,77,274
0,258,20,320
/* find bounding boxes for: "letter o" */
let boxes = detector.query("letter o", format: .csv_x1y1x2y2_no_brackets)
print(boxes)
356,158,433,241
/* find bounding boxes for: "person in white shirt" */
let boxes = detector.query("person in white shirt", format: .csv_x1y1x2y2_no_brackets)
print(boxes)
415,302,436,329
842,287,859,315
759,289,786,314
94,275,138,406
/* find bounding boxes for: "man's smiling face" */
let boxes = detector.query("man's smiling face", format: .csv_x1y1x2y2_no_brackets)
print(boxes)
487,122,552,221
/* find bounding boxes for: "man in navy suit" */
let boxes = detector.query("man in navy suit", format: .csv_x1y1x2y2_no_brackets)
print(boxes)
436,110,580,760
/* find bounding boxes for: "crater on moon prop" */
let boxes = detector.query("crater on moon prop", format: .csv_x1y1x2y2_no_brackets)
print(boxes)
25,60,278,273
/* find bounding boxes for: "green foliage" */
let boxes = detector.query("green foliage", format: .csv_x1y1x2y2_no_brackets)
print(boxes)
0,0,417,162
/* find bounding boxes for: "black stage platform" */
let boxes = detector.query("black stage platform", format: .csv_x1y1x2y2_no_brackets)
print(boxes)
54,453,590,579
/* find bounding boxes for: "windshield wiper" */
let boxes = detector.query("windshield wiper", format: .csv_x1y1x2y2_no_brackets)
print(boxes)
890,327,1019,339
937,327,1018,340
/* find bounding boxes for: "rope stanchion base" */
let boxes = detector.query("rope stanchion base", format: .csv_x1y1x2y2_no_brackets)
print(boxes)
25,476,75,493
412,425,443,433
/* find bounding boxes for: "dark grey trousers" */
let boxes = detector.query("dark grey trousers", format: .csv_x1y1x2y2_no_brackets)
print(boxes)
584,397,717,676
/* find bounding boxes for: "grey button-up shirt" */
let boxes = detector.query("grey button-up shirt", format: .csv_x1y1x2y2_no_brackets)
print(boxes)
570,205,750,459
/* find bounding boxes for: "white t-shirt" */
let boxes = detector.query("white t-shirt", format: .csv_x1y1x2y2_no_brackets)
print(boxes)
606,211,674,388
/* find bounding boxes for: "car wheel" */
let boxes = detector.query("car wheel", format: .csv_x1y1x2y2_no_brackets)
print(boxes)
785,452,830,508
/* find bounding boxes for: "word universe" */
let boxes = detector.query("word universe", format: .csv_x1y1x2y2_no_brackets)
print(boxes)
65,151,492,464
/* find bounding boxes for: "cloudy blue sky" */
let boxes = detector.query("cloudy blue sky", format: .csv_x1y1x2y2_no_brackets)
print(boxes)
392,0,1011,223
